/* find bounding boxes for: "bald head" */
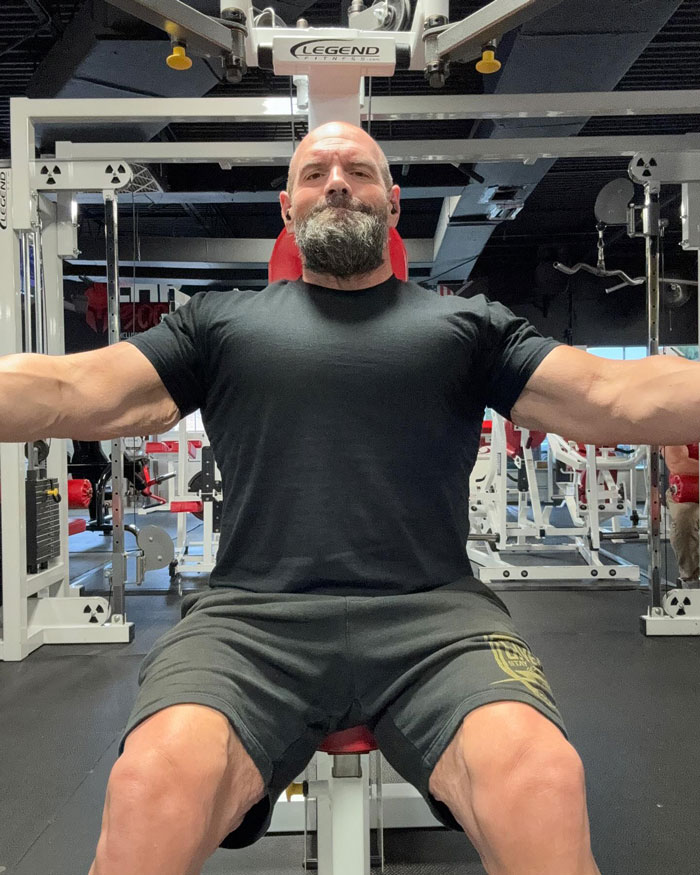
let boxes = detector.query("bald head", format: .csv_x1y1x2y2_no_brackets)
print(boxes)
286,122,393,195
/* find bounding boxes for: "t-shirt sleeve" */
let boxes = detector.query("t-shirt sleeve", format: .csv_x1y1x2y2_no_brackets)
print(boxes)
478,298,561,419
125,292,209,418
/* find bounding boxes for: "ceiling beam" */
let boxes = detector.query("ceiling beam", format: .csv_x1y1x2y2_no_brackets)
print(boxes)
18,90,700,124
66,187,471,205
61,265,434,288
54,133,700,165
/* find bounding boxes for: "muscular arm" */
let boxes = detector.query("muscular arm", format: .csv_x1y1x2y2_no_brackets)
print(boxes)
663,444,699,477
511,345,700,445
0,343,180,442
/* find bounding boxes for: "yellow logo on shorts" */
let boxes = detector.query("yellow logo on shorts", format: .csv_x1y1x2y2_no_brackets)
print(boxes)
484,634,555,708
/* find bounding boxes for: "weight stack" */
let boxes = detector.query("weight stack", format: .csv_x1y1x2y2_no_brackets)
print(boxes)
26,472,62,574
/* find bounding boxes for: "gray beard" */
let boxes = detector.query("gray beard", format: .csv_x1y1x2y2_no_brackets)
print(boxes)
293,196,388,280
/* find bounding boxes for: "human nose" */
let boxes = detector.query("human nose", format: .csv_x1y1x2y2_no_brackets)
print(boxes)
324,164,351,197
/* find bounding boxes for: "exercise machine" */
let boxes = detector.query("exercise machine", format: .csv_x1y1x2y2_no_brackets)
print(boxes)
467,414,643,585
0,168,174,660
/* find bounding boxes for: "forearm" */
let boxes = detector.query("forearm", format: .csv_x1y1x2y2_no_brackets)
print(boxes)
609,356,700,445
0,353,67,442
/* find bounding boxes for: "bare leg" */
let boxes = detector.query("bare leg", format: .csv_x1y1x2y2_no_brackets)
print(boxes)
89,704,265,875
430,702,601,875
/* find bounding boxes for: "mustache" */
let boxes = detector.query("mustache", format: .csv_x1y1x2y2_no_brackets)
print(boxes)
308,194,374,217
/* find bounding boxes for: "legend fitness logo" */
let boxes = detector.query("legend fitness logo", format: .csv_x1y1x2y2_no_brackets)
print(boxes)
290,40,381,59
0,170,8,231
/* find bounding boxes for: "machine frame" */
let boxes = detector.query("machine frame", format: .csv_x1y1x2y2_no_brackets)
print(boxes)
3,4,700,654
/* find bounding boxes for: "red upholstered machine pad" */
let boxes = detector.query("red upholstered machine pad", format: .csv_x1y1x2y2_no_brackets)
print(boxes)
670,474,699,504
67,478,93,509
317,726,379,755
170,501,204,514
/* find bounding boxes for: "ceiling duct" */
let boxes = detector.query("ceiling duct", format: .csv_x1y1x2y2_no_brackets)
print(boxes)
479,184,527,221
25,0,314,149
430,0,687,285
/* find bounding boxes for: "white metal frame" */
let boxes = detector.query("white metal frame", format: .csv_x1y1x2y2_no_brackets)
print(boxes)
310,753,374,875
270,747,441,868
0,172,133,661
271,776,439,835
8,91,700,231
467,415,642,584
107,0,566,125
625,156,700,636
169,422,220,577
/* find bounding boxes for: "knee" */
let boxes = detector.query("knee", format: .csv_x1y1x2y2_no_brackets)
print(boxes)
479,739,587,814
106,729,263,825
518,739,584,791
107,745,226,820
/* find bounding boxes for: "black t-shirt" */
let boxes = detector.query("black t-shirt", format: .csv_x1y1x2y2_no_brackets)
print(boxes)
127,277,559,595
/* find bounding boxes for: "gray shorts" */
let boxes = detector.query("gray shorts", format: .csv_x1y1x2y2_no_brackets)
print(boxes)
120,578,567,848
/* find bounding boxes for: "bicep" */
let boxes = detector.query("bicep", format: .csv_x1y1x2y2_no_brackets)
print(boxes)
510,346,619,442
663,445,689,468
60,342,180,439
662,444,698,476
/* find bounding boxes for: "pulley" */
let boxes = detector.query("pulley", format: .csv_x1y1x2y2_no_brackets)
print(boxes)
371,0,410,31
594,178,635,226
136,525,175,572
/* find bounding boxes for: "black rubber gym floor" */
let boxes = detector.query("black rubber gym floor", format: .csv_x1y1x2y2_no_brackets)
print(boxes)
1,524,699,873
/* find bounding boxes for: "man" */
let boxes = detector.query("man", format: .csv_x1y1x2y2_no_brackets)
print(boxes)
664,444,700,584
2,121,699,875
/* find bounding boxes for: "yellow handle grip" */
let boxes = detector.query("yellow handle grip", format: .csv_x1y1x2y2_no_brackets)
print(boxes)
476,48,501,75
167,44,193,71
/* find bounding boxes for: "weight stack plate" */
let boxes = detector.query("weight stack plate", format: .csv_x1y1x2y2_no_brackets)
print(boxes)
26,476,62,573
